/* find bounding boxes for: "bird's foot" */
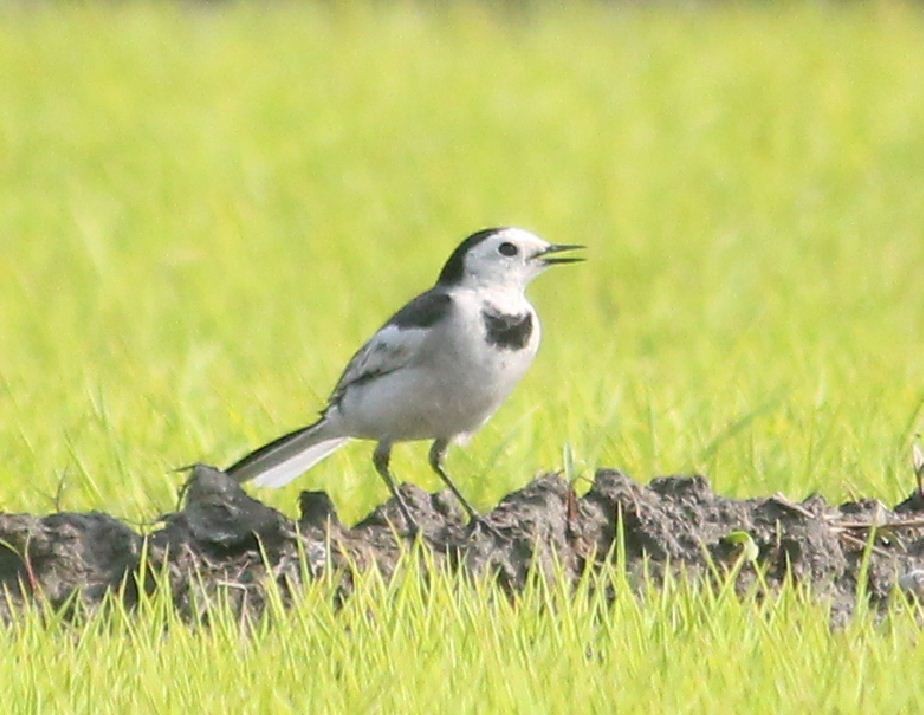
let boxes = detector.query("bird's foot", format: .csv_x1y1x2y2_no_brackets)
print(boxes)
394,503,422,540
404,518,422,540
466,516,507,542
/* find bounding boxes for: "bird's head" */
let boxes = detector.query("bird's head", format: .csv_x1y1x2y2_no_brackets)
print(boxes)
436,227,584,290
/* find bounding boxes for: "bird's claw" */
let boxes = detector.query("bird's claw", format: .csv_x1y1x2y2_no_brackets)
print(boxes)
394,506,422,540
404,519,422,540
466,516,507,542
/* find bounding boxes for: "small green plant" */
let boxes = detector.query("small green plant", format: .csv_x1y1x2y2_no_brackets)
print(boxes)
725,530,760,564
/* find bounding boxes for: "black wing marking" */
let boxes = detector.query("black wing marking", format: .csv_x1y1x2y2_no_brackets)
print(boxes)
324,290,454,411
389,290,453,328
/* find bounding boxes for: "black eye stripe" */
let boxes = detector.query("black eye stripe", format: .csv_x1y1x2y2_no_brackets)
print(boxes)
498,241,518,256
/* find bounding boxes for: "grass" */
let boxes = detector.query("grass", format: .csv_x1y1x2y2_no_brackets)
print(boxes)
4,563,924,714
0,570,924,713
1,2,923,712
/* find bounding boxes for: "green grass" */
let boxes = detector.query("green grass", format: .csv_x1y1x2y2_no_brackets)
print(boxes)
4,564,924,714
1,2,924,712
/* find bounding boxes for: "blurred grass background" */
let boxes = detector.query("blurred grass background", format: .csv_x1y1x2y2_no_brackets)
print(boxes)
1,2,922,527
3,4,924,714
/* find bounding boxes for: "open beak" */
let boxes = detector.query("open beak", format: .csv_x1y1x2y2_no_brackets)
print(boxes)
539,243,585,266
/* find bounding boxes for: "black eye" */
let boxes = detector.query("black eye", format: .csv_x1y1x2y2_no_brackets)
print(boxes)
498,242,518,256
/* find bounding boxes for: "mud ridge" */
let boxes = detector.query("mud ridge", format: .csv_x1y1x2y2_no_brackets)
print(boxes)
3,465,924,624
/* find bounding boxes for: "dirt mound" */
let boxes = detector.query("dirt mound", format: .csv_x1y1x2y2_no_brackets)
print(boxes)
3,465,924,623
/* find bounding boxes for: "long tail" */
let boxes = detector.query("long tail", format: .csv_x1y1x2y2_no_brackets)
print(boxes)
226,420,349,488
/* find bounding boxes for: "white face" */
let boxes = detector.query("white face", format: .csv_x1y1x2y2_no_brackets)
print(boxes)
461,228,560,289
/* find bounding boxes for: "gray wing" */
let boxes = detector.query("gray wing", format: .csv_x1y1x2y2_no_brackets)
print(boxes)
324,289,454,412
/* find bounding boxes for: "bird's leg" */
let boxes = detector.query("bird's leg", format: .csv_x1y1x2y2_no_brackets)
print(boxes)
373,441,419,537
428,439,480,521
429,440,505,540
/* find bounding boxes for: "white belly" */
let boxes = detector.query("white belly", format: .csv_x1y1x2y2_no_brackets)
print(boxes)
337,300,539,442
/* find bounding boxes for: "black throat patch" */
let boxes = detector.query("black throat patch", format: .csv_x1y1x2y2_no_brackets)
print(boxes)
482,305,533,350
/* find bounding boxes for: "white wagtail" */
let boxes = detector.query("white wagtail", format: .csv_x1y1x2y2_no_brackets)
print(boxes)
226,227,583,534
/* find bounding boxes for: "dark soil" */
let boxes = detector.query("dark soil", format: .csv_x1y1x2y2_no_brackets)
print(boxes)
3,465,924,624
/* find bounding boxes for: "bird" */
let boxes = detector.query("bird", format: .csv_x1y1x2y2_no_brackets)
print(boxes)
225,227,583,535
